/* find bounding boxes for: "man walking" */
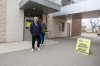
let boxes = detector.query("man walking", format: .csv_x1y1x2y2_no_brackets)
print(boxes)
30,17,42,51
40,22,47,45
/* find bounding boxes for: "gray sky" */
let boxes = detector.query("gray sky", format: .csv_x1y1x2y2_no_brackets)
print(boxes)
82,18,100,28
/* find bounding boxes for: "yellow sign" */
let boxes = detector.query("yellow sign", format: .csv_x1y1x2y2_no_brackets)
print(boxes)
75,38,91,55
45,31,48,36
26,22,31,27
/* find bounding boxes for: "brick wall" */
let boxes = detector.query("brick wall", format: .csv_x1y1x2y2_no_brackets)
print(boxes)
0,0,6,42
72,14,82,36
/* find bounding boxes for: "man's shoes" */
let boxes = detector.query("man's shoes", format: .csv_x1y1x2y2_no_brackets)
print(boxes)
31,48,40,51
31,49,35,52
42,44,45,46
40,44,42,46
37,48,40,51
40,44,45,46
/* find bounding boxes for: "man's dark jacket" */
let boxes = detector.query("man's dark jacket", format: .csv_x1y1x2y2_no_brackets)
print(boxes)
30,22,42,35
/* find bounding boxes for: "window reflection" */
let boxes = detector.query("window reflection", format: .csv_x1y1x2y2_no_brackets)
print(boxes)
62,0,87,6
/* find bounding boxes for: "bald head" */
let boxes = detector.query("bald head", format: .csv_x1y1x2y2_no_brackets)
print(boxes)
33,17,38,23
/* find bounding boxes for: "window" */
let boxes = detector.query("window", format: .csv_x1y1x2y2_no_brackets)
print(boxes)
59,23,65,31
62,0,87,6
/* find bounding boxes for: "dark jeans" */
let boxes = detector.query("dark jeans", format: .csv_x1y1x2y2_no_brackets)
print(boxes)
40,32,45,44
32,34,40,49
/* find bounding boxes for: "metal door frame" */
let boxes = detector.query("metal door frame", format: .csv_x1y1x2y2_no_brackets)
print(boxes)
67,23,71,36
23,17,34,41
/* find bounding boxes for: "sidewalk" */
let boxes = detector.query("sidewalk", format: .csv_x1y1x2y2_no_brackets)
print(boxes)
72,33,100,41
0,39,59,54
0,37,100,66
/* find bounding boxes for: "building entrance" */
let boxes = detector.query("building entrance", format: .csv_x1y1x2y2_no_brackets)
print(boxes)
24,10,43,41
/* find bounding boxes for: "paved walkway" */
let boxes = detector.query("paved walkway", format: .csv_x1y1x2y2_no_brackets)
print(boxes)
0,39,59,54
72,33,100,41
0,35,100,66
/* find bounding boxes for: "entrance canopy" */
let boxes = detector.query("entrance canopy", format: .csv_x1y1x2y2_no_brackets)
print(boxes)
19,0,61,13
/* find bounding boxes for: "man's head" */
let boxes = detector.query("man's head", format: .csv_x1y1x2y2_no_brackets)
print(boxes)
33,17,38,23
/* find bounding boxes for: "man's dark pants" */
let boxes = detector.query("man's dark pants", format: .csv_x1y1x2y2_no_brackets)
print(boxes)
32,34,40,49
40,32,45,44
